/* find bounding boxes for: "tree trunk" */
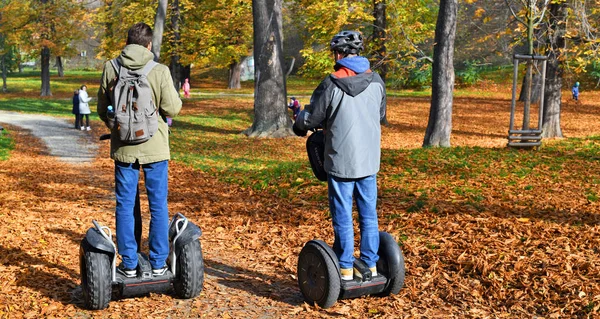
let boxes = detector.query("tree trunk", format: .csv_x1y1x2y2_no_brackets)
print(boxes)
55,56,64,77
542,2,567,138
373,0,389,126
40,0,51,96
182,65,191,85
373,0,387,82
40,47,51,96
169,0,182,92
152,0,168,62
228,60,242,89
423,0,457,147
244,0,292,138
518,73,542,104
1,55,7,93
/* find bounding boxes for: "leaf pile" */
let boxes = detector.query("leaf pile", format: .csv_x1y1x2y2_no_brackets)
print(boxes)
1,91,600,318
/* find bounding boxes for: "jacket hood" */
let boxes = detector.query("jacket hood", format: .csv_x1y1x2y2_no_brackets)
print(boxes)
331,56,374,97
335,56,370,74
117,44,155,70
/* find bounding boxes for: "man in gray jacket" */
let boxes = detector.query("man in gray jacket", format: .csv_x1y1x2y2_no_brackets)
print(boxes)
293,31,386,280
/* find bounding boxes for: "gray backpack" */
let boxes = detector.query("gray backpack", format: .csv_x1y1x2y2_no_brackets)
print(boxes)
108,59,159,144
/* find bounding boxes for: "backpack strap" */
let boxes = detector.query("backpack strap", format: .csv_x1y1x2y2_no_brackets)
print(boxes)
110,58,121,74
138,60,158,76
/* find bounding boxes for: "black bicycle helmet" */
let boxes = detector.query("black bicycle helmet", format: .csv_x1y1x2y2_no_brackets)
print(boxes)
330,31,364,55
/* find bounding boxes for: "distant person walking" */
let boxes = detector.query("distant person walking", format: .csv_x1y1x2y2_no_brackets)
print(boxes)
182,78,190,98
79,85,92,131
288,97,301,120
572,82,580,102
72,89,80,129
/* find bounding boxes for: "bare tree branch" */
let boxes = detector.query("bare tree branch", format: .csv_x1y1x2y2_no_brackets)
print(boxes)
505,0,527,26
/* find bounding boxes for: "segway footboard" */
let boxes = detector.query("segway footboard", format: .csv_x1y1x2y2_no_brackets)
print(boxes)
116,253,173,298
338,259,387,299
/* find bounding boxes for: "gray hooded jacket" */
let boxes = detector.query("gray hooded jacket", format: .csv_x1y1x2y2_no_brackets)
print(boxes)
296,56,386,179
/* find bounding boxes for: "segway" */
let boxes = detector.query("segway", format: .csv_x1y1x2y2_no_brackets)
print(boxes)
80,213,204,309
80,134,204,310
298,129,406,308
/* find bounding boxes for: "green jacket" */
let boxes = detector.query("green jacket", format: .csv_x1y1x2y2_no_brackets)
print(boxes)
97,44,182,164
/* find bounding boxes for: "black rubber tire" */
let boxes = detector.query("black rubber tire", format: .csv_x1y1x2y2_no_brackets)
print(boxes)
376,232,405,296
80,246,112,310
173,239,204,299
297,242,340,308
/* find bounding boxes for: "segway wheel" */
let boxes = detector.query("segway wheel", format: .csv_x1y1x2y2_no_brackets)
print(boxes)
80,247,112,310
376,232,405,296
173,239,204,299
297,241,340,308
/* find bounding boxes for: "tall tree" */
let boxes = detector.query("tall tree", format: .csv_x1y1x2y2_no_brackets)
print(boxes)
152,0,168,62
94,0,155,60
244,0,292,137
55,56,63,77
289,0,372,78
540,2,567,138
169,0,182,91
372,0,389,125
0,0,86,96
40,0,52,96
504,0,600,138
505,0,550,129
423,0,457,147
372,0,387,82
182,0,254,89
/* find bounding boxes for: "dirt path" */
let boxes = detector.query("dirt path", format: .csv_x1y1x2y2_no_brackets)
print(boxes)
0,111,97,164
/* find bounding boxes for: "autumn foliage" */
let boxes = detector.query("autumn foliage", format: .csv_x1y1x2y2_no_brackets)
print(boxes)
1,87,600,317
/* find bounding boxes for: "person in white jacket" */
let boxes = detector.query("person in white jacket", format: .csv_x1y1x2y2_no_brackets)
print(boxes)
78,84,93,131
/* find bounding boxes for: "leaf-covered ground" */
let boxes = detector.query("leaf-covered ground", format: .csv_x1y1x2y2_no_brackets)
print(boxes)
1,90,600,318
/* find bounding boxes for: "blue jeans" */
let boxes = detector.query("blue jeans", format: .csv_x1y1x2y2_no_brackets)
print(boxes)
328,174,380,269
115,160,169,270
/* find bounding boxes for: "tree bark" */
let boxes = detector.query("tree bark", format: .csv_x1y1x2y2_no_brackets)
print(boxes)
182,65,191,85
40,0,51,96
244,0,292,138
169,0,182,92
228,60,242,89
423,0,457,147
518,73,542,104
1,55,7,93
40,47,51,96
373,0,387,82
541,2,567,138
373,0,389,126
55,56,63,77
152,0,168,62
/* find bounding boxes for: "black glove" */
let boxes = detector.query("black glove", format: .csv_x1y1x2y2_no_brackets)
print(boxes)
293,122,307,137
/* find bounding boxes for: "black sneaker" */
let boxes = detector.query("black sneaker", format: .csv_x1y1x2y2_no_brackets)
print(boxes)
117,264,137,278
152,265,168,276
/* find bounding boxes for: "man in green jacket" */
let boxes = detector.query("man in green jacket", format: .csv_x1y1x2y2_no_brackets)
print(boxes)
97,22,182,278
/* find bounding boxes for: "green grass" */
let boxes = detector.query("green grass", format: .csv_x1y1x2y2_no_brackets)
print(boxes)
2,70,102,95
0,129,14,161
